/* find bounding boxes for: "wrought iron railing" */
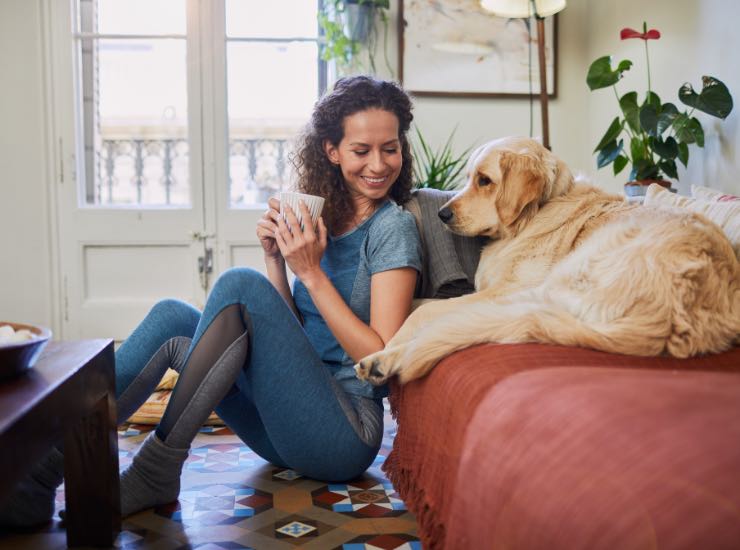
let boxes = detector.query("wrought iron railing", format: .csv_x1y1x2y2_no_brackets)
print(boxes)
95,137,292,206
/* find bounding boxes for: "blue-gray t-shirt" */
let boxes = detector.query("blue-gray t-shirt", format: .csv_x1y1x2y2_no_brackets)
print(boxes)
293,200,422,399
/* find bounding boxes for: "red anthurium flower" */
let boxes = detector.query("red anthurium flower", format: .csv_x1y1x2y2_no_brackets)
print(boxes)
620,27,661,40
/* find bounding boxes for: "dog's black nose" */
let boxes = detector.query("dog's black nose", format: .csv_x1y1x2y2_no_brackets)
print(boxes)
438,207,454,224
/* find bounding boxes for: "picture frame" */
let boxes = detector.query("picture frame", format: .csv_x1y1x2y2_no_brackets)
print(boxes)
398,0,558,99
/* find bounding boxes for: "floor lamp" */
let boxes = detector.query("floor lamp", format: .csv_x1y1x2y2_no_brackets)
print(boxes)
480,0,565,150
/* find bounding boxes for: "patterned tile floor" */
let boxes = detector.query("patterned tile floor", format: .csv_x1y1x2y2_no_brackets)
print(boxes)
0,402,420,549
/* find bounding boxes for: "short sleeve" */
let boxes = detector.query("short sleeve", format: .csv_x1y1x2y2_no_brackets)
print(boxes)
366,204,423,275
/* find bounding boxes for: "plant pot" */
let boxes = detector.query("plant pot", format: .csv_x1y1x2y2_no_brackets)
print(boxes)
624,179,674,197
341,3,374,43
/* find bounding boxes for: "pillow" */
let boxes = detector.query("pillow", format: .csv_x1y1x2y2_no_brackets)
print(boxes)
129,368,223,426
645,184,740,258
691,184,740,202
127,390,223,426
404,189,485,299
155,368,179,391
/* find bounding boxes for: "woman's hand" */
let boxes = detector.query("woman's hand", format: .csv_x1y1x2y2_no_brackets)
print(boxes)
274,201,328,282
256,197,282,261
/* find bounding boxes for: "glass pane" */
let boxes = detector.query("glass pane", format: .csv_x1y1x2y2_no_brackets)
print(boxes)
80,38,190,206
226,0,318,39
94,0,186,35
227,41,318,206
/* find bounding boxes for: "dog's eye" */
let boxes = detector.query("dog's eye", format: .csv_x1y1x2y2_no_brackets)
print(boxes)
478,175,492,187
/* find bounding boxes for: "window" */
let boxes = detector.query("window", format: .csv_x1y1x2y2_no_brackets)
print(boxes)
73,0,323,208
226,0,324,206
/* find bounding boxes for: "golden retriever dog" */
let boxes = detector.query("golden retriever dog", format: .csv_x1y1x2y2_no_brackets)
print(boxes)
355,136,740,385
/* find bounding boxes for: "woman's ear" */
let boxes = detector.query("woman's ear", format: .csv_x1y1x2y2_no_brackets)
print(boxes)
323,140,340,165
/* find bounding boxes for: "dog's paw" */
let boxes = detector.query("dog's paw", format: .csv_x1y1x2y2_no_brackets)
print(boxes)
354,350,398,385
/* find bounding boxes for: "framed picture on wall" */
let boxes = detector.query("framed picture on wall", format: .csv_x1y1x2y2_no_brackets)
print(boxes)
398,0,558,98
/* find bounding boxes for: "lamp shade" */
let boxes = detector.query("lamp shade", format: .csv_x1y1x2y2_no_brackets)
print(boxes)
480,0,566,18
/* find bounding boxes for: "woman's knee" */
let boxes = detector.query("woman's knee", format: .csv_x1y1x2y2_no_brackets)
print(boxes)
209,267,277,305
146,298,200,335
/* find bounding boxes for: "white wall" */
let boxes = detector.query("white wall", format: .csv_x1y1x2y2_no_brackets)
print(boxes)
1,0,738,333
378,0,740,195
0,0,57,329
375,0,592,185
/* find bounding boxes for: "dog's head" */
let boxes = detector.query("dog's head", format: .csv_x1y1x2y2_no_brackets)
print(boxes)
438,137,574,238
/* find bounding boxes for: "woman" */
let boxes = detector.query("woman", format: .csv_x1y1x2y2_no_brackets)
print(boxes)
1,75,421,525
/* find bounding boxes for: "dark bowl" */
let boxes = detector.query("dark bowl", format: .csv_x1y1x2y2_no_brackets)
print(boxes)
0,322,52,379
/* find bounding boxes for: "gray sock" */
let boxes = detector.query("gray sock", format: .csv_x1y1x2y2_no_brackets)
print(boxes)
119,431,188,517
0,447,64,527
120,330,248,517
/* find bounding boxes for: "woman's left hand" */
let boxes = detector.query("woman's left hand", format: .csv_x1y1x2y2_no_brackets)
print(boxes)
274,201,328,282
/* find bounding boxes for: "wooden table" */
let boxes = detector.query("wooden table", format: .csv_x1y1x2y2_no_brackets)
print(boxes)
0,340,120,547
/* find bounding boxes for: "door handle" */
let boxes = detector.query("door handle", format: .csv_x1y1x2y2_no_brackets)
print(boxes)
191,231,216,242
197,246,214,293
198,247,213,275
192,231,216,292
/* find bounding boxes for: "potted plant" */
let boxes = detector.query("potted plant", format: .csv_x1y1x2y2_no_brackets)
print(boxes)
586,22,733,197
412,127,471,190
318,0,393,75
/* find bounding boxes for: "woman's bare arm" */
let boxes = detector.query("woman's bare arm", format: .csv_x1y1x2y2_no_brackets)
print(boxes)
301,267,417,363
275,202,417,362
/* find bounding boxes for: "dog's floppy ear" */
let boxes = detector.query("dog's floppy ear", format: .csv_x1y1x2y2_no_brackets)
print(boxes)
497,150,547,227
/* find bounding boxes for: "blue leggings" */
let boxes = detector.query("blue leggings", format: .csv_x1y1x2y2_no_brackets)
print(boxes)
115,268,383,482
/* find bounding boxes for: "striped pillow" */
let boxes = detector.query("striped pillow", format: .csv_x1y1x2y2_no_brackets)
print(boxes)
691,184,740,202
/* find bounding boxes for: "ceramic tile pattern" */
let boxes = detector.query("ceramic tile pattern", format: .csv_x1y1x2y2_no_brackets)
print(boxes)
0,402,420,549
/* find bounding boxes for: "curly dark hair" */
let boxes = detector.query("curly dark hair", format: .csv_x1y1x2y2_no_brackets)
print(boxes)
290,75,414,234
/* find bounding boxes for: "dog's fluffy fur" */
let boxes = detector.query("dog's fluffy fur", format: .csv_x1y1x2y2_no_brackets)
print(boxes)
356,137,740,385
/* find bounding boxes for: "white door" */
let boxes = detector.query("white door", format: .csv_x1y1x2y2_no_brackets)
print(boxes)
51,0,321,340
205,0,323,277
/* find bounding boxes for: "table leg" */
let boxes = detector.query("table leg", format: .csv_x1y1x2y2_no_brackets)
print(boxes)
64,390,121,547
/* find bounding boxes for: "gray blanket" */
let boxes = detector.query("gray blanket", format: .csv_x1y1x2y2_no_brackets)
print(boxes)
404,188,488,299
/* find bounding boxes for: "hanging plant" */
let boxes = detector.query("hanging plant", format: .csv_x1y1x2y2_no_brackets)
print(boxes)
318,0,392,76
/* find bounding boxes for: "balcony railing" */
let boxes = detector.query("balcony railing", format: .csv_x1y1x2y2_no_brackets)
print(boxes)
94,137,292,206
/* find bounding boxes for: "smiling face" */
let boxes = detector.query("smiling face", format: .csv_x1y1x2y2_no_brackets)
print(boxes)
324,108,402,209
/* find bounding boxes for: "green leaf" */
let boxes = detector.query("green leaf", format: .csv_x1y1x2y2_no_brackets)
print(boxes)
412,126,471,190
689,117,705,147
656,103,679,135
659,159,678,179
645,91,661,108
631,136,646,162
613,155,629,175
619,92,640,133
673,113,695,144
318,14,359,64
596,139,623,169
677,142,689,167
594,117,623,153
639,103,659,136
679,76,734,119
616,59,633,72
631,159,660,181
652,136,678,159
587,56,631,90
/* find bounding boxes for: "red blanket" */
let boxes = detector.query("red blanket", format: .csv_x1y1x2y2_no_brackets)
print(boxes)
383,343,740,550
